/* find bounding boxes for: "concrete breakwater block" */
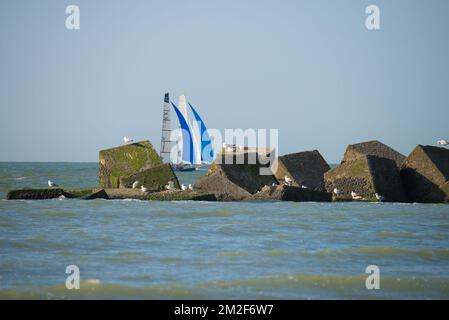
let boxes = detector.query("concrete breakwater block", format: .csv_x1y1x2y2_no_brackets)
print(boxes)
6,187,216,201
119,164,180,190
342,140,405,169
6,188,65,200
251,185,332,202
273,150,330,191
195,173,252,201
325,155,407,202
400,145,449,203
205,152,278,195
99,140,163,188
100,188,216,201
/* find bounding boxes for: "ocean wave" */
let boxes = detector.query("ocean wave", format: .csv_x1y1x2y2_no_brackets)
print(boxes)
301,246,449,259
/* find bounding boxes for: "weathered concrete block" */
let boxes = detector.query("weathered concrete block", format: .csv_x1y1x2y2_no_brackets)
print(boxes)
342,140,405,168
119,164,180,190
100,188,216,201
251,185,332,202
206,152,277,194
274,150,330,191
400,145,449,203
6,188,64,200
99,140,163,188
195,173,252,201
325,155,407,202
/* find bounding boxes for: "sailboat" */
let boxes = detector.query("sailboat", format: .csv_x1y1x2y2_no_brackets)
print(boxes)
159,93,214,172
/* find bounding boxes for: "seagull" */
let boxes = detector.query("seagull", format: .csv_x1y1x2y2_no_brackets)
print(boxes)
301,185,308,189
333,188,340,195
188,184,194,191
375,193,386,202
181,184,187,191
165,181,175,190
272,183,277,187
141,185,149,193
437,139,449,146
48,180,58,187
124,136,134,144
351,191,362,200
284,176,292,185
132,181,139,189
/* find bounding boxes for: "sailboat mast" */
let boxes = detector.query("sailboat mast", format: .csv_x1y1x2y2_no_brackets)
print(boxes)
160,93,172,163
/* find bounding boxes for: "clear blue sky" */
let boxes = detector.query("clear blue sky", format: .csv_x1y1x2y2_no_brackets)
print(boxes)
1,0,448,163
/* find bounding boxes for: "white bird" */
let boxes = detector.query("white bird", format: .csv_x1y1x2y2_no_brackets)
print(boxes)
351,191,362,200
284,176,292,185
141,185,149,193
272,183,277,187
333,188,340,195
132,181,139,189
165,181,175,190
181,184,187,191
188,184,194,191
437,139,449,146
375,193,386,202
301,185,308,189
124,136,134,144
48,180,58,187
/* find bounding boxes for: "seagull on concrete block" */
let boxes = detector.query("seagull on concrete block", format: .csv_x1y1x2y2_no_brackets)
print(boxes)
124,136,134,144
48,180,58,187
132,181,140,189
181,184,187,191
141,185,149,193
165,181,175,190
375,193,386,202
437,139,449,146
351,191,362,200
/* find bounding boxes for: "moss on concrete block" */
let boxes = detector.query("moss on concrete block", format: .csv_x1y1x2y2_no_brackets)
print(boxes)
400,145,449,203
99,140,163,188
119,164,180,190
6,188,64,200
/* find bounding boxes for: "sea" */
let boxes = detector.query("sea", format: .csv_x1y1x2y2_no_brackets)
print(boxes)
0,162,448,299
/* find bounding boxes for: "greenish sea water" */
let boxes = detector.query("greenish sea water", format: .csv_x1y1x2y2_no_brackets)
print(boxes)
0,162,448,299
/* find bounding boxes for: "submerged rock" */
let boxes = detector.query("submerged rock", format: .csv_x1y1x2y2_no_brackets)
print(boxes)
324,155,407,202
342,140,405,168
251,185,332,202
400,145,449,203
119,163,180,190
274,150,330,191
99,140,163,188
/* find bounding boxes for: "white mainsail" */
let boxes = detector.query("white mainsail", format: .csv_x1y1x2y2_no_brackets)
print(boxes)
159,92,172,163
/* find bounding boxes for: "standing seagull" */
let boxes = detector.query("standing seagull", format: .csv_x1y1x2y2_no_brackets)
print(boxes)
48,180,58,187
188,184,194,191
181,184,187,191
333,188,340,195
351,191,362,200
375,193,386,202
141,185,149,193
437,139,449,146
124,136,134,144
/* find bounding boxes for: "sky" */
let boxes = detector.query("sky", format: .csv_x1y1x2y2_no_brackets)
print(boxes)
1,0,448,163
